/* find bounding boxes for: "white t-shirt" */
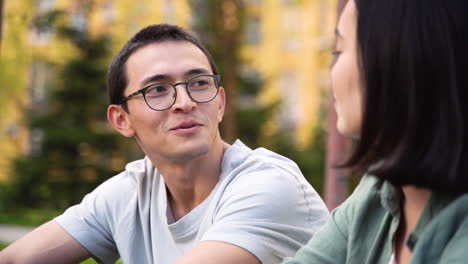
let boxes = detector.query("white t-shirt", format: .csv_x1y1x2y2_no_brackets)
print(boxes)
55,140,329,264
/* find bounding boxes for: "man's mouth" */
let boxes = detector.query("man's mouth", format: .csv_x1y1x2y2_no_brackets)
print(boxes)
171,121,203,131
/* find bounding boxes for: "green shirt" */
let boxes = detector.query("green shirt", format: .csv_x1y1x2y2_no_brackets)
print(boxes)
283,175,468,264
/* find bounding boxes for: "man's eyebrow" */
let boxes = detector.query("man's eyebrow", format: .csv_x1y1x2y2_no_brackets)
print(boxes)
140,68,211,87
141,74,171,87
184,68,211,76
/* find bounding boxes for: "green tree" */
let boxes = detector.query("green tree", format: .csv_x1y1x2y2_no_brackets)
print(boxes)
1,10,130,211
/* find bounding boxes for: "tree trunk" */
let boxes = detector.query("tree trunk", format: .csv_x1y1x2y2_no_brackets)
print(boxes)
217,0,243,143
191,0,244,144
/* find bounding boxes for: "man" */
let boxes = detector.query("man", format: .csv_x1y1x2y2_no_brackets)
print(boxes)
0,24,329,264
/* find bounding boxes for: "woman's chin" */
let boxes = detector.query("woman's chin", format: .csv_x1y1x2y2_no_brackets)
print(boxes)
337,118,360,139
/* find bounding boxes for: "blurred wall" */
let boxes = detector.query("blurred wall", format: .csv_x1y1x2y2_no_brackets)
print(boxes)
242,0,336,148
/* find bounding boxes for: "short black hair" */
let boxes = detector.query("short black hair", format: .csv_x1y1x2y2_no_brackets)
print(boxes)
107,24,219,109
346,0,468,193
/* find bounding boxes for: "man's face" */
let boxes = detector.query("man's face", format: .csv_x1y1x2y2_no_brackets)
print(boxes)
121,40,225,162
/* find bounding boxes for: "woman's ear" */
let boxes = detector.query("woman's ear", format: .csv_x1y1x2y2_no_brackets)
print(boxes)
107,105,135,137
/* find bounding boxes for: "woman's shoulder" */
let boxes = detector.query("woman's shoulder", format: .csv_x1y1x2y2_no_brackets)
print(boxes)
347,174,387,204
333,174,399,225
412,193,468,263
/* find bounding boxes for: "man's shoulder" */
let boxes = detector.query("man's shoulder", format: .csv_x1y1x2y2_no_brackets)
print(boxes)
227,140,302,178
250,146,299,169
123,156,155,176
206,142,329,250
220,141,320,206
55,157,158,232
112,156,155,182
91,157,155,200
240,147,304,186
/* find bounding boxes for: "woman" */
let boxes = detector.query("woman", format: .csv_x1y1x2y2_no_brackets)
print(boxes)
284,0,468,263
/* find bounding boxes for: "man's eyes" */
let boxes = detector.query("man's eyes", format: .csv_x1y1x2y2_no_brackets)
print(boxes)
191,80,209,87
146,85,171,96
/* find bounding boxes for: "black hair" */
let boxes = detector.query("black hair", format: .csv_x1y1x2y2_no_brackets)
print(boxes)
107,24,219,110
347,0,468,193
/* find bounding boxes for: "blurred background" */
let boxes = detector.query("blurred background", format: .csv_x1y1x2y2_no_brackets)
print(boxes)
0,0,351,259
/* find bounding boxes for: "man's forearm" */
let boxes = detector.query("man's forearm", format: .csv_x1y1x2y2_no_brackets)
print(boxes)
0,220,91,264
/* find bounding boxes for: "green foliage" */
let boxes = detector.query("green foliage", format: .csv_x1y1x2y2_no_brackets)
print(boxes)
0,242,8,251
272,128,326,194
234,67,326,194
31,9,65,34
235,89,326,194
0,10,129,211
0,208,61,226
80,258,122,264
237,107,326,194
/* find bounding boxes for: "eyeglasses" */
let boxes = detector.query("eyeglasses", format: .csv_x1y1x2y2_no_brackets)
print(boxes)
120,74,220,111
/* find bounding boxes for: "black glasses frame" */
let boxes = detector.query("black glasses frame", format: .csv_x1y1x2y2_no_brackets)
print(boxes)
120,74,221,111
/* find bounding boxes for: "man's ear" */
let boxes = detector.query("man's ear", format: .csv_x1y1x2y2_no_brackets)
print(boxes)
217,87,226,123
107,104,135,137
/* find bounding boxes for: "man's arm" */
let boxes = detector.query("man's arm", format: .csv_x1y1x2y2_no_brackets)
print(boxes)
0,220,92,264
175,241,260,264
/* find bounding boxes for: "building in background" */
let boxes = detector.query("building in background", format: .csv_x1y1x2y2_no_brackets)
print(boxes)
0,0,336,181
242,0,336,148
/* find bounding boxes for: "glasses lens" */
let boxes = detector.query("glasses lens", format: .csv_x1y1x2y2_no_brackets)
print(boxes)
144,83,175,110
187,75,218,103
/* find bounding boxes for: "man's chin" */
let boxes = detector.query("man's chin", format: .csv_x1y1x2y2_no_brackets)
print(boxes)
166,144,210,161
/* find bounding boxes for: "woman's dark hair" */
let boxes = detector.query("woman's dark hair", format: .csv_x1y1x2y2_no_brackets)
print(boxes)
107,24,219,110
347,0,468,193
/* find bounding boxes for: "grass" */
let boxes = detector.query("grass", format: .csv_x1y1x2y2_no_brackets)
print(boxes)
0,242,8,250
80,258,123,264
0,208,62,226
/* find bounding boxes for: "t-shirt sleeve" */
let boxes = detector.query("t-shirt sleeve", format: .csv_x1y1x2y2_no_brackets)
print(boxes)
200,163,330,264
54,176,125,264
281,196,352,264
282,175,377,264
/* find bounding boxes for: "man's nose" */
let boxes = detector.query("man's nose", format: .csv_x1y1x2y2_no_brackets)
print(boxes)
172,84,196,111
